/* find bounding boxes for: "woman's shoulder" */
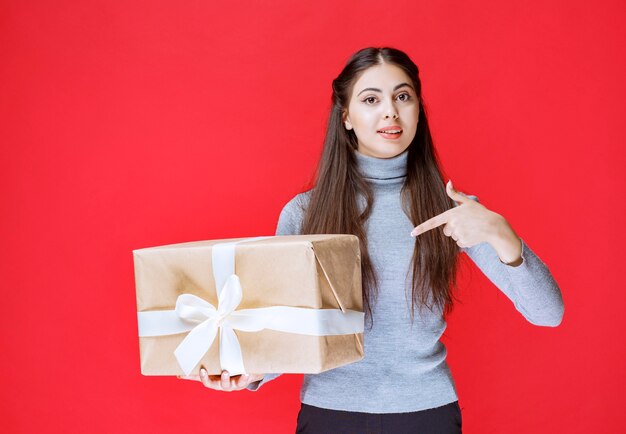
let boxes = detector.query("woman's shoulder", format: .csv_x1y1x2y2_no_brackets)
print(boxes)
283,189,313,211
275,188,313,236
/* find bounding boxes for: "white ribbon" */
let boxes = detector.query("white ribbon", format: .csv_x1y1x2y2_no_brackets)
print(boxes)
137,236,364,376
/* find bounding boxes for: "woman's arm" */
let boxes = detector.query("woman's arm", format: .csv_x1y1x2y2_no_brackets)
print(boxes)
411,183,565,328
460,198,564,327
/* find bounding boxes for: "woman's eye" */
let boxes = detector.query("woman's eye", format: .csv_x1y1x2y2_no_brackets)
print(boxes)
363,94,411,104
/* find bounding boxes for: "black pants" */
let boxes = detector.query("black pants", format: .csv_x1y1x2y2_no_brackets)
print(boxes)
295,401,462,434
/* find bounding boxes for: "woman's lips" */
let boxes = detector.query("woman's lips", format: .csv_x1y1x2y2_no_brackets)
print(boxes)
377,125,403,139
377,130,402,139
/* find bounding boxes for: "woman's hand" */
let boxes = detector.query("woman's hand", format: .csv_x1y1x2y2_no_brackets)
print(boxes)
410,180,522,265
178,369,265,391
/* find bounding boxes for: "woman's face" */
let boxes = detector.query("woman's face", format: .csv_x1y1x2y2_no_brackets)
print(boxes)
343,62,419,159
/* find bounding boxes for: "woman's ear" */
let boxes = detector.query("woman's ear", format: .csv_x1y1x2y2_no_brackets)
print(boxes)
343,111,352,130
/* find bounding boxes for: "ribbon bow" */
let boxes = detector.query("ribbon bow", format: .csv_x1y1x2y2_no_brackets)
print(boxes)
173,274,247,376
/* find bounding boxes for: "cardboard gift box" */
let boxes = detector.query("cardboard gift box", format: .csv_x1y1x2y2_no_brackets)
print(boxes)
134,234,364,376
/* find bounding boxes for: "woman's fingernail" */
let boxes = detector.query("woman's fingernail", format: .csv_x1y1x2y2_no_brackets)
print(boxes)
200,368,207,377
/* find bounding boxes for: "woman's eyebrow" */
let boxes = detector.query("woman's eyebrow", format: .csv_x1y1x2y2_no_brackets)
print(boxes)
357,83,414,96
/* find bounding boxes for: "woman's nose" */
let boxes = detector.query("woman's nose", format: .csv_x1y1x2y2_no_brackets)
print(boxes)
383,101,399,119
384,111,398,119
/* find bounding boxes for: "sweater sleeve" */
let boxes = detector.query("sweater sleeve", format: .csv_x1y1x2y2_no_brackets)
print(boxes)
458,196,565,327
246,193,307,391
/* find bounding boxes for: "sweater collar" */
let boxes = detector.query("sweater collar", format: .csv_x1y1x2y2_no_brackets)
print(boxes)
354,148,408,180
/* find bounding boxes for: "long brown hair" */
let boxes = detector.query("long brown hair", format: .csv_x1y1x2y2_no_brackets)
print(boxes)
300,47,461,329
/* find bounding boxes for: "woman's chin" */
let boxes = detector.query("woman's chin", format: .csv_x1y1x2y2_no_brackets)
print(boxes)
357,144,409,159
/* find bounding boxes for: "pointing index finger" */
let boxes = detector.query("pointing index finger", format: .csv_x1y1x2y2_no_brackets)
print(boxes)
410,209,453,237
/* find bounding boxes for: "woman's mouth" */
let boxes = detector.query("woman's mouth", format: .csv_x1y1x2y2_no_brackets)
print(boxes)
377,128,403,139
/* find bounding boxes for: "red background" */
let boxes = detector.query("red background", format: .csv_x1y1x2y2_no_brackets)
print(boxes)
2,1,624,433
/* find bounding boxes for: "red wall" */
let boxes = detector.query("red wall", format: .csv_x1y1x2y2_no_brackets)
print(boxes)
2,1,624,433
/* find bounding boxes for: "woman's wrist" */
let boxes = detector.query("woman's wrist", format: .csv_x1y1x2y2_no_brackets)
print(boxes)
488,215,523,267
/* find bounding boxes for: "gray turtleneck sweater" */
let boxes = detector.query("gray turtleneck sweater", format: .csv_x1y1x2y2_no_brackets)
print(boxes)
246,148,564,413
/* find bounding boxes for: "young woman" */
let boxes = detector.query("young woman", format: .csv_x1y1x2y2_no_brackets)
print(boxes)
181,46,564,433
